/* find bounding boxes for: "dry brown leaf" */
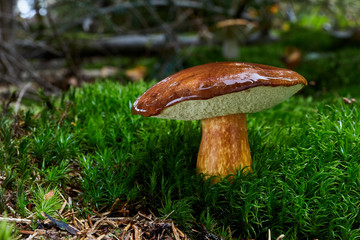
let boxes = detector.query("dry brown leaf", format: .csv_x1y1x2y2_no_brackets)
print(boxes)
282,46,302,69
44,190,55,200
125,65,147,82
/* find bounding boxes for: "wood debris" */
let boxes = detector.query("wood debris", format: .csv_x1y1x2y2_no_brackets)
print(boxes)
15,211,190,239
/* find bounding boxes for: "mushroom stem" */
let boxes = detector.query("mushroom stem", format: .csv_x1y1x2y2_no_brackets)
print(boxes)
197,113,251,178
222,38,239,60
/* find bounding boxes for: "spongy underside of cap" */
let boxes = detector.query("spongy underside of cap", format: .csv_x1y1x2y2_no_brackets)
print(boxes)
154,85,303,121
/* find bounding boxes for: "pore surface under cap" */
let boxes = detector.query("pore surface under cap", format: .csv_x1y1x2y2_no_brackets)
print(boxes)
132,62,307,120
155,85,303,120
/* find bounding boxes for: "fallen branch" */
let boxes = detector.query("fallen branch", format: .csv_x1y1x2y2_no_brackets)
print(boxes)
18,33,203,58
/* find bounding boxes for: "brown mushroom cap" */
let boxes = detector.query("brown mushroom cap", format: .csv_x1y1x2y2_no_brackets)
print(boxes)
132,62,307,121
216,18,256,29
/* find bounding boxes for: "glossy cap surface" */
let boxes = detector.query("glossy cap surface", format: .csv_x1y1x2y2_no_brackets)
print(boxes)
132,62,307,120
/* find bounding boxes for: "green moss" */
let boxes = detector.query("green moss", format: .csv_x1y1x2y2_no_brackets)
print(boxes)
1,51,360,239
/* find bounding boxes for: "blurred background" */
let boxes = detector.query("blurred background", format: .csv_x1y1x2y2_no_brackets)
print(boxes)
0,0,359,100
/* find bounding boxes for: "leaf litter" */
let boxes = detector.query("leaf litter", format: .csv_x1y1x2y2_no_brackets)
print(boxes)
14,206,192,239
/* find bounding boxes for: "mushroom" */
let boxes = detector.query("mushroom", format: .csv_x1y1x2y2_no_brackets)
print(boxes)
132,62,307,179
215,19,257,60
